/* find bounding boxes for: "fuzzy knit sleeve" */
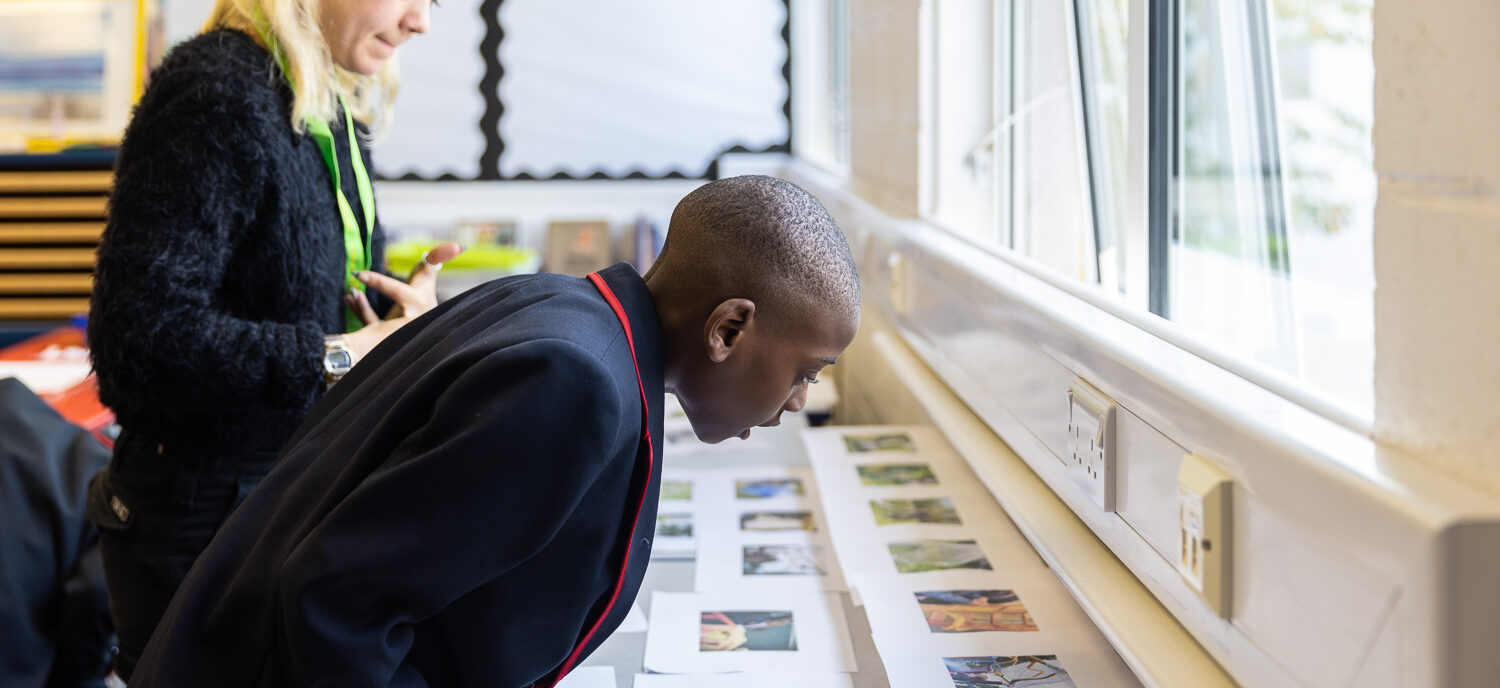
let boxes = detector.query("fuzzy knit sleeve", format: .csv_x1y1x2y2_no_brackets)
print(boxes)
88,41,325,431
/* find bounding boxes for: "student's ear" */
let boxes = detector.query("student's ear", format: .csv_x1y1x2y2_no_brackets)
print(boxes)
703,298,757,363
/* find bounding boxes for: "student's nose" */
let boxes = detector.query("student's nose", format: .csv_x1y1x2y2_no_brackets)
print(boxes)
784,385,809,414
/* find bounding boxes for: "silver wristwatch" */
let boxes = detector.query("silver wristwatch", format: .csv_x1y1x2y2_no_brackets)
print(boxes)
323,335,357,384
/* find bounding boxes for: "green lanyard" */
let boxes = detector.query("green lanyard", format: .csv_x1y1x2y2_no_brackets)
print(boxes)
251,13,373,332
308,103,375,333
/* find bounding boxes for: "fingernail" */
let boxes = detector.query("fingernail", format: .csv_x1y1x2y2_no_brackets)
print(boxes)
355,272,368,282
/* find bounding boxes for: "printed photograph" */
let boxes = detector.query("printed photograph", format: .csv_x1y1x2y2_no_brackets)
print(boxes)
656,513,693,538
842,432,917,453
856,463,939,486
699,610,798,652
870,497,961,526
887,539,993,573
739,510,816,532
916,590,1039,633
735,477,806,499
944,655,1076,687
660,480,692,500
742,544,826,576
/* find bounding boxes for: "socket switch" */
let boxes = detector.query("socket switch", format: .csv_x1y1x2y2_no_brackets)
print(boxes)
1066,379,1116,512
1178,453,1233,618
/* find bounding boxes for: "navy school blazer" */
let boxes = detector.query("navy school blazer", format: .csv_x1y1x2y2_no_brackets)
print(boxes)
130,262,665,687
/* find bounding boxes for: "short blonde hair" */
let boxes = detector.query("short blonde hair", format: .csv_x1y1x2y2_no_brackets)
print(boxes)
203,0,399,138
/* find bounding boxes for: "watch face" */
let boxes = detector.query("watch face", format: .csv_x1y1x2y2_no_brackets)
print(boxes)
325,349,353,372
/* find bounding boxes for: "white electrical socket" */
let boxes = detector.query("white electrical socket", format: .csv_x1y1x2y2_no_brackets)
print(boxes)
1066,379,1116,512
1178,453,1233,618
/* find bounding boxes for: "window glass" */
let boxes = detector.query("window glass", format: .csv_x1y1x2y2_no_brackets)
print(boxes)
1077,0,1131,297
1173,0,1373,407
791,0,850,174
1012,0,1096,283
927,0,995,245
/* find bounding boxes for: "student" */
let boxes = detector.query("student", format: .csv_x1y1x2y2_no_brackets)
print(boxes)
85,0,454,679
128,175,861,688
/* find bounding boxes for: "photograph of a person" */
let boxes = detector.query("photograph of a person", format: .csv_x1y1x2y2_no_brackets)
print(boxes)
656,513,693,538
887,539,993,573
870,497,961,526
742,544,826,576
916,590,1039,633
740,510,817,532
944,655,1076,687
699,611,798,652
735,477,805,499
843,432,917,453
856,463,939,486
661,480,692,500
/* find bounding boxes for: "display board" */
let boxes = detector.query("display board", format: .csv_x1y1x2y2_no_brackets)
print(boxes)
376,0,790,181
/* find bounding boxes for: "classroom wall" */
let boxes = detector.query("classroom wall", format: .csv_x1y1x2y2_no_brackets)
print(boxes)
1372,0,1500,495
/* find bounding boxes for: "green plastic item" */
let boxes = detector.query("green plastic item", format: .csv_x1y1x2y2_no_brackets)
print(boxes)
385,240,539,275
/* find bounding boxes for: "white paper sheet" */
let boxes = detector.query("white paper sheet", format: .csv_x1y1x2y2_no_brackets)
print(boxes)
634,673,855,688
643,591,857,674
877,648,1142,688
800,425,1048,606
651,509,697,559
853,571,1142,686
695,533,847,593
555,666,616,688
854,570,1093,655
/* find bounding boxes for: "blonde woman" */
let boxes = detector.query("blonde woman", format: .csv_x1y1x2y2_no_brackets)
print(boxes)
85,0,449,679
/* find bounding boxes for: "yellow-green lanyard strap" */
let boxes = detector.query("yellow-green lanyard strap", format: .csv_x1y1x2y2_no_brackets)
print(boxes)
305,101,375,333
252,11,373,333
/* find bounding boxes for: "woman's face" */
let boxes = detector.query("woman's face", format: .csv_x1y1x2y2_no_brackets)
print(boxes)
319,0,432,75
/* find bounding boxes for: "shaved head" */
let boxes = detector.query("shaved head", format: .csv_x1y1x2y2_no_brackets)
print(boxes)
648,175,860,329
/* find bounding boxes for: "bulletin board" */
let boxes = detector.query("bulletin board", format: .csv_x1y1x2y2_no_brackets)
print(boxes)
376,0,791,181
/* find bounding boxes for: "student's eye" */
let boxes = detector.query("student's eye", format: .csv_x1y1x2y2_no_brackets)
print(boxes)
795,374,820,388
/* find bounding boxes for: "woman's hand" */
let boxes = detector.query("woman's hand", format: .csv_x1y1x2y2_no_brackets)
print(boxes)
340,242,464,359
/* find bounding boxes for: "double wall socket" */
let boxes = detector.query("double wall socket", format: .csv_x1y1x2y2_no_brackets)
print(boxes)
1178,453,1233,618
1066,379,1116,512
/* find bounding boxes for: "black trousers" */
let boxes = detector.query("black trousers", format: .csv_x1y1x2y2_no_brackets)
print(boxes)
86,429,277,682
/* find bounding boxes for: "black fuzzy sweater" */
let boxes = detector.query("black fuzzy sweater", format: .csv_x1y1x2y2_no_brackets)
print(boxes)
89,30,388,457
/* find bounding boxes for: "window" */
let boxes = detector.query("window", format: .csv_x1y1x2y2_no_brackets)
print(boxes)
1167,0,1374,407
791,0,850,174
1010,0,1098,284
985,0,1375,411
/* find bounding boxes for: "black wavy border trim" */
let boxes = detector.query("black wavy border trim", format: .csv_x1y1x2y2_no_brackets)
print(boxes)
477,0,505,179
381,0,791,182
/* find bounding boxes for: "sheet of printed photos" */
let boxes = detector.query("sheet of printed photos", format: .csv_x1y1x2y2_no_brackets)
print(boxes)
642,591,858,674
799,426,1042,596
689,465,847,593
801,426,1143,688
653,468,702,559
